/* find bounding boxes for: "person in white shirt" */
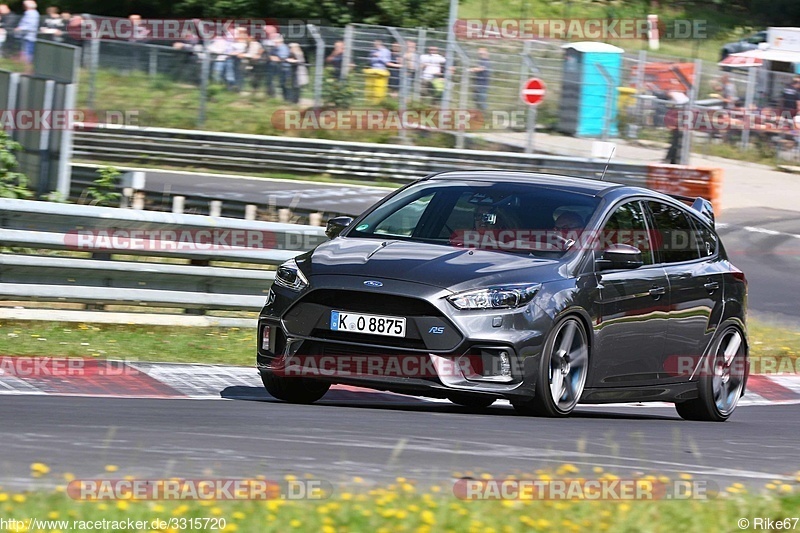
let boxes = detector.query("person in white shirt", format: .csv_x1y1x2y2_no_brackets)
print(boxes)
419,45,445,99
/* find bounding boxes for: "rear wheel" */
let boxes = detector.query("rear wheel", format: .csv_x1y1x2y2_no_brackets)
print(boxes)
513,316,589,417
260,371,330,404
675,326,746,422
447,393,495,409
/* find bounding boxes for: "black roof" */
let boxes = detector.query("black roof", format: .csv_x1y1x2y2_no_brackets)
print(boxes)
424,170,625,195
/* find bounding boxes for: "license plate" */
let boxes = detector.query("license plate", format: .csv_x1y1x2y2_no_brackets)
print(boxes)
330,311,406,337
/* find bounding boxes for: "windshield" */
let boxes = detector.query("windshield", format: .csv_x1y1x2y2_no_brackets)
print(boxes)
347,180,601,256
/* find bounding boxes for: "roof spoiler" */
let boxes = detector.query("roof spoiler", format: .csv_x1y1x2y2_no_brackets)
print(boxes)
669,194,715,226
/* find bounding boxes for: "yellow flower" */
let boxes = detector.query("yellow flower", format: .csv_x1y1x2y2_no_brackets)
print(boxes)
353,476,364,483
30,463,50,475
593,467,604,474
232,511,246,520
284,474,297,482
12,494,25,503
222,525,238,532
679,473,692,480
322,527,336,533
290,519,302,528
0,494,7,502
104,465,119,473
780,484,793,493
151,504,165,512
172,504,189,516
63,473,75,482
421,510,436,526
116,501,129,511
211,507,223,516
47,511,59,519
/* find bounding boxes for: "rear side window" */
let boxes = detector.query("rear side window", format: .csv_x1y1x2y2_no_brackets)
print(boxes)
691,217,718,257
646,201,702,264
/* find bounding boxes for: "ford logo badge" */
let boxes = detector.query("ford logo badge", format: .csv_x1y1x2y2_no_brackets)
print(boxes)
363,280,383,288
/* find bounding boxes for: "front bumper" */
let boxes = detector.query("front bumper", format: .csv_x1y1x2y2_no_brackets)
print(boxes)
256,276,553,402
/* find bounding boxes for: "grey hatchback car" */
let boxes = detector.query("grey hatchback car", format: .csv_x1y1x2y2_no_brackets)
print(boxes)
257,172,748,421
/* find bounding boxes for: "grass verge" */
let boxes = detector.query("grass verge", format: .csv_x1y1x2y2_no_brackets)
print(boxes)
0,318,797,370
1,470,799,533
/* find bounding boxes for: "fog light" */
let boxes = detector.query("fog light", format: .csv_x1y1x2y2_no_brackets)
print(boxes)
461,348,515,383
261,326,271,351
499,351,511,379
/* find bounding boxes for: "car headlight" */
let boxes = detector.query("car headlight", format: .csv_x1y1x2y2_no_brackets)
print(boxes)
274,258,309,291
447,284,541,310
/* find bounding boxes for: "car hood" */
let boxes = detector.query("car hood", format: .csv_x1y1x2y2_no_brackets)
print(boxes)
302,237,560,290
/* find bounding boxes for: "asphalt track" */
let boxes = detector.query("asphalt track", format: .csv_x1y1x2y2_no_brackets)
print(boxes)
1,395,798,491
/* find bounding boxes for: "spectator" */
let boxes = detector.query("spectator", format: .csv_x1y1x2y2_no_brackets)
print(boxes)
260,25,281,98
224,27,249,92
720,74,738,109
171,30,201,83
238,29,263,92
419,45,446,99
208,34,230,84
403,40,417,81
285,42,308,104
781,77,800,119
387,42,402,96
40,6,63,41
15,1,39,64
0,4,20,58
470,47,491,111
61,13,84,48
326,40,344,79
270,34,290,101
369,39,390,71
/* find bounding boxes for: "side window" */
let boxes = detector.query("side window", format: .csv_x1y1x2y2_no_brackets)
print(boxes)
373,193,434,237
691,217,718,257
646,201,702,264
601,201,654,265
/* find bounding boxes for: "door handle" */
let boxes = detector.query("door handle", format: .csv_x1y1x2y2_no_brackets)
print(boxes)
704,281,720,292
649,286,666,298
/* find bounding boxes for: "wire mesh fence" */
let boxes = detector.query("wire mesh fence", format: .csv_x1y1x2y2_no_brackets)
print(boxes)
15,16,799,161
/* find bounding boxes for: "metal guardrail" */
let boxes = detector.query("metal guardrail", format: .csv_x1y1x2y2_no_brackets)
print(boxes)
0,199,327,311
72,124,653,185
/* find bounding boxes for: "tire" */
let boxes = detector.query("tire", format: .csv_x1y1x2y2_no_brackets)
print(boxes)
513,316,589,417
260,370,330,404
675,325,747,422
447,393,495,409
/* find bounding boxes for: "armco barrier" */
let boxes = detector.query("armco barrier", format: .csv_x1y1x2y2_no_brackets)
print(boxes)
71,125,722,210
0,198,326,311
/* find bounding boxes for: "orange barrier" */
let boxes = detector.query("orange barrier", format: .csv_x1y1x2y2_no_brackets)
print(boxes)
646,165,723,213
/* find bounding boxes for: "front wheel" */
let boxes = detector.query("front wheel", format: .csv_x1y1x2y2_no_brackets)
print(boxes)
675,326,747,422
260,371,330,404
513,316,589,417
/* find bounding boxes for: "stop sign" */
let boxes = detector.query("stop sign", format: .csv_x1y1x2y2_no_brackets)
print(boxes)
521,78,546,106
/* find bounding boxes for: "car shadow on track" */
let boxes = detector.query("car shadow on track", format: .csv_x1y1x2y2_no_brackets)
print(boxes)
219,386,679,421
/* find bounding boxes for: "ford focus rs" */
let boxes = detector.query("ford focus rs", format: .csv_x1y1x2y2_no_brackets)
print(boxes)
257,171,748,421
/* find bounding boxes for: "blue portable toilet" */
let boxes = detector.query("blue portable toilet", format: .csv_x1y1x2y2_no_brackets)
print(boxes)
557,42,624,138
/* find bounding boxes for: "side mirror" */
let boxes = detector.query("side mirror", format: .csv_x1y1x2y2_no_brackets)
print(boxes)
325,216,353,239
597,244,644,271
